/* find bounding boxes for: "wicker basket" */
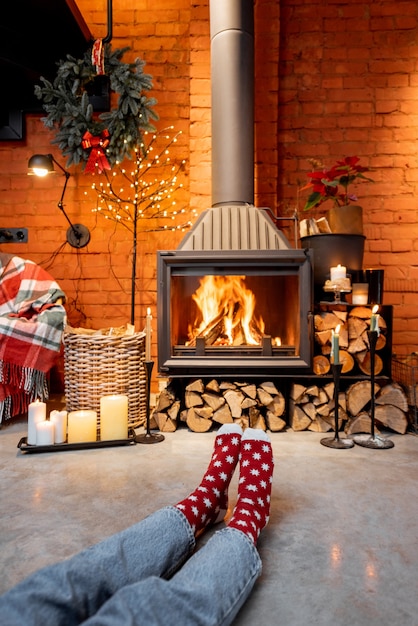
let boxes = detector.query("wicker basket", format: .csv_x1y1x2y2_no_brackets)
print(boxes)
63,327,147,430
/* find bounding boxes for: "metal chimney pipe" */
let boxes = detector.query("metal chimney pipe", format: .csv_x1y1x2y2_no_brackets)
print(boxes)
210,0,254,207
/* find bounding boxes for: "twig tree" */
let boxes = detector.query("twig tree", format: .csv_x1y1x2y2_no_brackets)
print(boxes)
90,126,197,325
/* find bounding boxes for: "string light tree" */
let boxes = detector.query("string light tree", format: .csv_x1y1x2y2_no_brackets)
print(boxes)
89,127,197,443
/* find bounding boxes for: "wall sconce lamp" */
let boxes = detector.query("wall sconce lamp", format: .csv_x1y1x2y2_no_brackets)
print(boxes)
28,154,91,248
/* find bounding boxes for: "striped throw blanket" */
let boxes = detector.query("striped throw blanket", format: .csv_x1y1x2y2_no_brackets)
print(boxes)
0,254,66,424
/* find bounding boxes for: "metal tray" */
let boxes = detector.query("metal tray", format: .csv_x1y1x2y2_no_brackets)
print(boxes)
17,428,137,453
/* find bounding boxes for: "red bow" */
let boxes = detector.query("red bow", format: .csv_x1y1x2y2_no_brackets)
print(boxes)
92,39,104,75
82,130,111,174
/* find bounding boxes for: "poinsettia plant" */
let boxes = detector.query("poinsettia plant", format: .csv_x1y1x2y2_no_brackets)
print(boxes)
302,156,374,211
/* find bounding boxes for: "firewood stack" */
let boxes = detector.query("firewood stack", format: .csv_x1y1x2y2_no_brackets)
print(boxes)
151,379,287,433
152,377,409,435
290,380,409,435
314,306,388,376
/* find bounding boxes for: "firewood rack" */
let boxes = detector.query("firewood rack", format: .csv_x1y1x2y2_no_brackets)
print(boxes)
392,353,418,433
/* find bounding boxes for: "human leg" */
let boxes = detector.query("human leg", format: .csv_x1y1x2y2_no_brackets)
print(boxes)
0,506,194,626
0,424,243,626
81,428,274,626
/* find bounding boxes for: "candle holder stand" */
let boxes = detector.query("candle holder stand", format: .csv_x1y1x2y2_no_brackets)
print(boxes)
320,362,354,449
135,360,165,444
323,284,351,305
353,330,394,449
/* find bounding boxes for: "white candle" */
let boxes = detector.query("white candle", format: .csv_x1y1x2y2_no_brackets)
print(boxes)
330,264,346,282
50,410,68,443
27,400,47,445
67,410,97,443
352,283,369,305
145,307,152,361
36,420,55,446
331,325,340,364
370,304,380,335
100,395,129,440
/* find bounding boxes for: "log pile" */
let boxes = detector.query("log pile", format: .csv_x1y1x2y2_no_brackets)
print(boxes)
152,377,410,435
151,379,287,433
314,306,388,376
290,380,410,435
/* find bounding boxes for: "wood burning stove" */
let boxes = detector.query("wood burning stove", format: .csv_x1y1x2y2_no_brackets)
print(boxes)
157,3,313,379
157,207,314,378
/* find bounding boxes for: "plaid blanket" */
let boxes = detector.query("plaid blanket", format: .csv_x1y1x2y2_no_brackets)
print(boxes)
0,254,66,424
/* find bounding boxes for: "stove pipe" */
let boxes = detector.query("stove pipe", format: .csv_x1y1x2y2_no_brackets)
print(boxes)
210,0,254,207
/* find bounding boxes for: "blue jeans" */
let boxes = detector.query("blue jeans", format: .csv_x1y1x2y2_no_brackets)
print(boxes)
0,506,262,626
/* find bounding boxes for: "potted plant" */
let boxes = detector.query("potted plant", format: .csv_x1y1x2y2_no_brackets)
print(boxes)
299,156,374,294
301,155,373,235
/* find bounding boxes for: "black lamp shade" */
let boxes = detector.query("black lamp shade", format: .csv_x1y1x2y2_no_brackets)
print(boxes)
28,154,54,175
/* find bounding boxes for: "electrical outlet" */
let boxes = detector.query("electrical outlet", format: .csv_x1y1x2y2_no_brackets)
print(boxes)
0,228,28,243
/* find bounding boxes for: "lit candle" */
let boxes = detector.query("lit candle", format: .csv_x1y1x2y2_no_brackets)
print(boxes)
50,410,68,444
352,283,369,305
27,399,47,445
100,395,129,441
331,325,340,364
145,307,152,361
67,410,97,444
330,264,346,282
370,304,380,335
36,420,55,446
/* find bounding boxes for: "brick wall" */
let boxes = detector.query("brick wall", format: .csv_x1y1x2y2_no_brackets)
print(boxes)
0,0,417,395
277,0,418,355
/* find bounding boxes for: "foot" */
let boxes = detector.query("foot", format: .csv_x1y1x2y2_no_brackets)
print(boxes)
227,428,274,544
175,424,242,535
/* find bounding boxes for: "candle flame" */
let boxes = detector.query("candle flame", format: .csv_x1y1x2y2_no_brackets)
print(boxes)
372,304,379,314
335,324,341,334
147,307,151,316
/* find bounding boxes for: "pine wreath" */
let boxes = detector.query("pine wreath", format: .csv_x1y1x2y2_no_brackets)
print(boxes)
34,43,159,170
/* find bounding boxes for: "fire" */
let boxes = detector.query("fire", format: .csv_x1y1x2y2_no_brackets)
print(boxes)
187,275,265,346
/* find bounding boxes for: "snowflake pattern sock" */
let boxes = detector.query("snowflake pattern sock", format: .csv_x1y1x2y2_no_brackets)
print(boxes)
227,428,274,544
175,423,242,535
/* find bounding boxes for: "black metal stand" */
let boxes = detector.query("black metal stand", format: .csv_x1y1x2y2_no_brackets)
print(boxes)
353,330,394,449
320,362,354,449
135,360,165,444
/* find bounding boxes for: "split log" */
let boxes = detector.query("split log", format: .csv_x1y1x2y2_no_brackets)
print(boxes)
289,402,312,431
340,350,355,373
313,355,331,375
185,390,203,408
259,381,280,396
153,411,177,432
308,415,333,433
186,379,205,393
185,407,213,432
265,411,286,432
266,394,286,418
376,382,408,412
257,387,274,406
224,389,244,418
212,404,233,424
346,380,380,416
375,405,408,434
356,351,383,376
345,412,378,435
291,383,308,402
202,392,225,412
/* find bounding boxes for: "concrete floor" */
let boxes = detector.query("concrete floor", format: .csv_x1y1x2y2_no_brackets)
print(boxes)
1,397,418,625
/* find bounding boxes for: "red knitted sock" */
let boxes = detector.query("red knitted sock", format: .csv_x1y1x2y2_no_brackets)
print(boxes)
175,424,242,535
228,428,274,544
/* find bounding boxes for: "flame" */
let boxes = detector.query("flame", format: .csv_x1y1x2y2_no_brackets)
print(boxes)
187,275,265,346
